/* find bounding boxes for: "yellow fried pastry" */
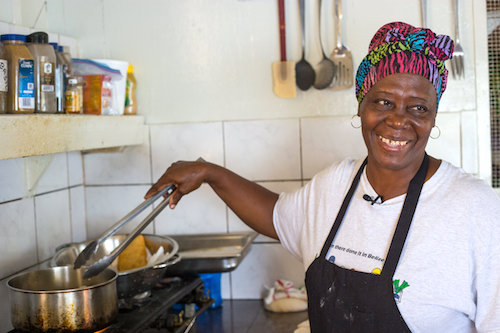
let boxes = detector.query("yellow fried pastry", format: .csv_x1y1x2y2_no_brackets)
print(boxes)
117,234,147,271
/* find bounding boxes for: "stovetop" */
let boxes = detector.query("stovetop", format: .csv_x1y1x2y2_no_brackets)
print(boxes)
10,275,213,333
107,275,213,332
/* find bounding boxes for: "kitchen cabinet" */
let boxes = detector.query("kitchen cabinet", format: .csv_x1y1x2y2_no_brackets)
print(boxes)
0,114,147,160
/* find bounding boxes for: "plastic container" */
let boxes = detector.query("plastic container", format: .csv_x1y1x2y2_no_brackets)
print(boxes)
0,41,7,113
0,34,35,114
93,59,128,115
124,64,137,115
200,273,222,308
50,42,65,113
82,75,113,115
60,45,73,74
26,32,57,113
72,59,123,115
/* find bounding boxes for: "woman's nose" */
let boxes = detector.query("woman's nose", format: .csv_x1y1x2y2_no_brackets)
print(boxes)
386,108,409,129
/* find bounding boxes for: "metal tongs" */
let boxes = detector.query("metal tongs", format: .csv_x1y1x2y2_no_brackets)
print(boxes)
74,184,177,279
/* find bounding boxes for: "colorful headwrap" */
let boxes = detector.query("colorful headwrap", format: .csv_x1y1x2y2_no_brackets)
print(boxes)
355,22,454,107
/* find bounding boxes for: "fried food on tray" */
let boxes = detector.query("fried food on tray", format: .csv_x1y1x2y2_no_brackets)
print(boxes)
117,234,147,271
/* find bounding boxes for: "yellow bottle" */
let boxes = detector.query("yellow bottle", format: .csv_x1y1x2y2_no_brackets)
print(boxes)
124,64,137,115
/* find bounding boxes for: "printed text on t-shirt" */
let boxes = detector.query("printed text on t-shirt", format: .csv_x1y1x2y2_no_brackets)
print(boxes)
333,244,385,262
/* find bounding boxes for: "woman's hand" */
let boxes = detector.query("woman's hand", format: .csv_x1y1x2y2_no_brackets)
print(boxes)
144,160,208,209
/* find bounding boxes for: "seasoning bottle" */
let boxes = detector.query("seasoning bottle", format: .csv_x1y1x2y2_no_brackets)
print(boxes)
124,64,137,115
65,76,83,114
59,45,73,75
0,41,7,113
26,32,57,113
49,42,65,113
0,34,35,114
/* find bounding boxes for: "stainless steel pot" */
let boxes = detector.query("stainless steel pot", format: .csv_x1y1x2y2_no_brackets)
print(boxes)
7,266,118,332
51,234,180,299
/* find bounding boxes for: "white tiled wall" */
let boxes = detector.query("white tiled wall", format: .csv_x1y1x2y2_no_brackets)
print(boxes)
0,152,85,332
0,0,490,331
224,119,301,180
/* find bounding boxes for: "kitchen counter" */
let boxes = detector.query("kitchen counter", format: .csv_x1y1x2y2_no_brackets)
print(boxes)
192,299,308,333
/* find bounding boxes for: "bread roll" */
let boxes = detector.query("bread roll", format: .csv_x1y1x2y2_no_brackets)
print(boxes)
117,235,147,271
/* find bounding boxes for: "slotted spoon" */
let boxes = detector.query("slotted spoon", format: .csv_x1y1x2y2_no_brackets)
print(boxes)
329,0,353,90
450,0,464,79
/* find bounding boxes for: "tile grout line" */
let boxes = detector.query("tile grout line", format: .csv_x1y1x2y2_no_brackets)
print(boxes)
222,121,234,300
66,153,74,242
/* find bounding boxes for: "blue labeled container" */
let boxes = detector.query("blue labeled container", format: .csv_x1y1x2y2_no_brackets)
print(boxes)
200,273,222,308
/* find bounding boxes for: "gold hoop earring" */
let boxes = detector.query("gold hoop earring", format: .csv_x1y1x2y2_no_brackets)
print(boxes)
430,125,441,139
351,115,361,129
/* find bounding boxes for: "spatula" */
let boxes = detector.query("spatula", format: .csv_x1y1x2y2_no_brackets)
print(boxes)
272,0,296,98
329,0,353,90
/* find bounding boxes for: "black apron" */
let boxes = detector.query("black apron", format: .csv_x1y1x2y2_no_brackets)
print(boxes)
305,154,429,332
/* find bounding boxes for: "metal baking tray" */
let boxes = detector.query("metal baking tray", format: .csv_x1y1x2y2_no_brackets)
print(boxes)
165,231,258,275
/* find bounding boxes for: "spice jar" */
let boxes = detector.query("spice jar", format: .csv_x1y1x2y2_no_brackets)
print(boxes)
0,34,35,114
65,76,83,114
26,32,57,113
0,41,7,113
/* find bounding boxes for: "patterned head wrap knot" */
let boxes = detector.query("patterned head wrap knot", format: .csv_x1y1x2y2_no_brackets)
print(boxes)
355,22,454,107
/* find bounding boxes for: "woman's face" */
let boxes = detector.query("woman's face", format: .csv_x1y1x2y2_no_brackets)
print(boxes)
358,73,437,172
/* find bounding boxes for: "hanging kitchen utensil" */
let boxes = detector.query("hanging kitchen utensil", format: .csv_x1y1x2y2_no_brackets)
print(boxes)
313,0,336,89
75,184,176,279
272,0,296,98
295,0,316,90
420,0,427,27
450,0,464,79
329,0,353,90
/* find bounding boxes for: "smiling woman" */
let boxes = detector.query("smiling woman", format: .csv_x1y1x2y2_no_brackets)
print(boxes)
145,21,500,333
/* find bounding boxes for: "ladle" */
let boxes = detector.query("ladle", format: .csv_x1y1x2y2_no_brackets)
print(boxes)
313,0,336,89
295,0,315,91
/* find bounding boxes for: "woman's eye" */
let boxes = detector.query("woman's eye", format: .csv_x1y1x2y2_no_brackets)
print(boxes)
410,105,428,113
376,99,391,106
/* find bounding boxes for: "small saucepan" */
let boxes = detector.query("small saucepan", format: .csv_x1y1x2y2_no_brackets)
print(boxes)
7,266,118,332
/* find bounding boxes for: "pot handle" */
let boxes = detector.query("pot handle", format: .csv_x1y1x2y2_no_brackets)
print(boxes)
165,253,181,267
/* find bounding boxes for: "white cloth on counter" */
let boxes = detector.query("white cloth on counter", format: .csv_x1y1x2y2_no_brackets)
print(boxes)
263,279,307,313
273,158,500,332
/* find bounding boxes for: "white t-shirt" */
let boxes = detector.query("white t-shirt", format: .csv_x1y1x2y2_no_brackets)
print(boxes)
273,158,500,333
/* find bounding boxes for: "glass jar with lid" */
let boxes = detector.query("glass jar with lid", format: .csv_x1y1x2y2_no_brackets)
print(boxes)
65,75,83,114
0,34,35,114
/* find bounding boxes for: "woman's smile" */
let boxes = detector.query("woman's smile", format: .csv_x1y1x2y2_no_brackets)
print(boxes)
377,135,409,149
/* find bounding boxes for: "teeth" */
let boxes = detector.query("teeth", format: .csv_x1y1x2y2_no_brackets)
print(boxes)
379,136,408,147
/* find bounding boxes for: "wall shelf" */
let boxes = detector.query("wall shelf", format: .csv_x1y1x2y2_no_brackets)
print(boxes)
0,114,147,160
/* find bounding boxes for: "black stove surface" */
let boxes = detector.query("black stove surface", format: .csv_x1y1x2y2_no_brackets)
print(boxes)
108,275,212,332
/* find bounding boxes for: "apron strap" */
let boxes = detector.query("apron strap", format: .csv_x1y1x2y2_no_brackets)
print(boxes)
381,154,429,279
319,158,368,258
